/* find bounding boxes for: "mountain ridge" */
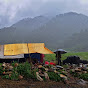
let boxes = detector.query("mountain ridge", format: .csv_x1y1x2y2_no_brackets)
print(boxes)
0,12,88,51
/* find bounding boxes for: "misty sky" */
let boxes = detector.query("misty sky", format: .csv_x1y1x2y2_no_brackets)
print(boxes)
0,0,88,27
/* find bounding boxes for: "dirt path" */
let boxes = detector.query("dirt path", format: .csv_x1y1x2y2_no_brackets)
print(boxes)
0,78,88,88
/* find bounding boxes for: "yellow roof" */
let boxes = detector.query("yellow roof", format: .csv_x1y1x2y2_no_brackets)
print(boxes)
4,43,54,55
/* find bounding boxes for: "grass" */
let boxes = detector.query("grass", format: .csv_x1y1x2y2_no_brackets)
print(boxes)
45,52,88,62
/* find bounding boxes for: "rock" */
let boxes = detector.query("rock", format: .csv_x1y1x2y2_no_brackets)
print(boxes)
8,66,13,71
9,74,11,77
75,67,81,72
54,70,57,73
38,69,42,74
14,63,18,67
39,74,45,77
69,65,73,69
52,67,56,70
38,65,43,69
2,62,6,68
3,71,5,75
3,67,5,70
44,72,49,80
71,69,75,73
66,68,70,70
45,68,48,71
19,75,23,79
56,65,63,69
81,67,87,71
60,74,67,80
77,79,88,85
48,69,53,72
77,72,82,75
82,71,87,74
62,71,68,75
5,71,12,75
36,72,43,81
79,64,83,67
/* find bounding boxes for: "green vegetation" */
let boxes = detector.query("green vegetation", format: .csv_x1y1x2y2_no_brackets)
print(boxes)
16,62,37,79
1,62,37,80
45,54,56,61
0,66,4,75
70,70,88,80
63,30,88,52
47,72,61,81
45,52,88,62
79,73,88,80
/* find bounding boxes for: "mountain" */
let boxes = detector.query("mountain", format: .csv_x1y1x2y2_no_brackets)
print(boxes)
0,12,88,51
0,16,50,44
28,12,88,48
12,16,49,31
61,30,88,52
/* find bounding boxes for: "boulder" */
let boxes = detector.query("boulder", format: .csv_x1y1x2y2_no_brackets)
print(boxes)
75,67,81,72
81,67,87,71
38,65,43,69
56,65,63,69
8,66,13,71
36,72,43,81
77,79,88,85
60,74,67,80
45,68,48,71
14,63,18,67
2,62,6,68
44,72,49,80
18,75,23,79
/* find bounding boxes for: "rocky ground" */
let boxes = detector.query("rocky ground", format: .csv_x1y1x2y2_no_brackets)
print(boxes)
1,62,88,88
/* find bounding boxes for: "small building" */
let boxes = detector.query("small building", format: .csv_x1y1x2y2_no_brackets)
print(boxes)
0,43,53,63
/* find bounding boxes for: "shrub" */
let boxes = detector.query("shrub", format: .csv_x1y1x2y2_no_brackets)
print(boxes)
17,62,36,79
2,75,9,79
9,66,19,80
10,72,19,80
47,72,61,81
0,66,4,75
79,73,88,80
11,61,18,67
17,62,31,77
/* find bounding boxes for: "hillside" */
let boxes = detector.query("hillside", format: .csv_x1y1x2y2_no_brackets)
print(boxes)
61,30,88,52
0,12,88,50
0,16,49,44
29,12,88,48
12,16,49,31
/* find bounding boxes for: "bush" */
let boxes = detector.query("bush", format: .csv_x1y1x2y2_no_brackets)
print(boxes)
17,62,36,79
17,62,31,77
9,66,19,80
47,72,61,81
2,75,9,79
0,66,4,75
11,61,18,67
79,73,88,80
70,70,88,80
10,72,19,80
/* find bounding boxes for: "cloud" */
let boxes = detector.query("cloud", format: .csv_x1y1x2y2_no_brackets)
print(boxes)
0,0,88,27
